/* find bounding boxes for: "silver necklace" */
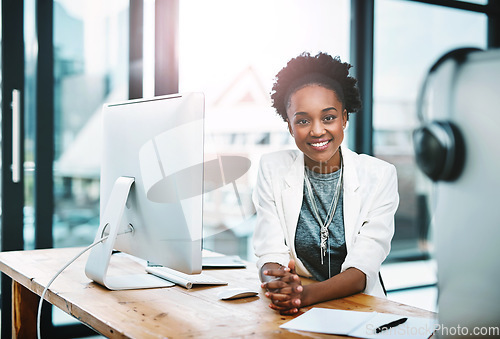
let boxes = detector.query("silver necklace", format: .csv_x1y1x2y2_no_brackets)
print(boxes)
303,159,343,269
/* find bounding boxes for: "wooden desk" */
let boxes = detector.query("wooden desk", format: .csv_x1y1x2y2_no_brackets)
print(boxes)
0,248,435,338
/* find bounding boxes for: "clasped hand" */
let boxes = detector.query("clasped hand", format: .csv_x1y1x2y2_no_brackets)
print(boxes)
261,260,303,315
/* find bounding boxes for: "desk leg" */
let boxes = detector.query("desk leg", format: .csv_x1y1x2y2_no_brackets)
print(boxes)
12,280,38,339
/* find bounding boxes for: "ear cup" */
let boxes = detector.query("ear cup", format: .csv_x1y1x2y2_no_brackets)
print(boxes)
413,121,465,181
414,47,479,182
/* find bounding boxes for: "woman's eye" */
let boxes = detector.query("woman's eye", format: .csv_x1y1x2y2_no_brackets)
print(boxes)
296,119,309,125
324,115,336,122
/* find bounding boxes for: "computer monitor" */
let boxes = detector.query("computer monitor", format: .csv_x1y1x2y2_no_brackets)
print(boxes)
85,92,205,290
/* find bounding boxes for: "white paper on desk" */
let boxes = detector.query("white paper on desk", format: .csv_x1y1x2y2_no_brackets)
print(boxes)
280,308,438,339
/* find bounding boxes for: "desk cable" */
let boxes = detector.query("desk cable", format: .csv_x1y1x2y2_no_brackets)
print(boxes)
36,228,131,339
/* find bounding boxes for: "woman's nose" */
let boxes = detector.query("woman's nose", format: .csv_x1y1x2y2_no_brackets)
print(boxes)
310,121,325,136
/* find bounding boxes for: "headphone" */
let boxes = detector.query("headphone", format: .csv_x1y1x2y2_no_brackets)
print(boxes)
413,47,480,182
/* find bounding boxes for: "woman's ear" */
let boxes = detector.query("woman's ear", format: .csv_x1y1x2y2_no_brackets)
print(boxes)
343,109,348,129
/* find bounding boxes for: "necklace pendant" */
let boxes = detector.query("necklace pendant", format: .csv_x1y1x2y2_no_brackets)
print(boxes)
320,244,327,264
320,233,327,264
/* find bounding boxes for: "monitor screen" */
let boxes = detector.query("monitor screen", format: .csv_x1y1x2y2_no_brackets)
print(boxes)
85,92,205,290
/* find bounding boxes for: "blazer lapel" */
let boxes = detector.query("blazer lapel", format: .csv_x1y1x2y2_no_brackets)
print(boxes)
342,148,361,252
281,153,304,249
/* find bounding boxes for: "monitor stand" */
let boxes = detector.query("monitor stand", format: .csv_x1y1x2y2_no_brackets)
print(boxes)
85,176,174,290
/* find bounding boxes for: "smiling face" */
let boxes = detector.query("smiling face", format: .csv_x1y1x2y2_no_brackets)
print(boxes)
286,85,347,173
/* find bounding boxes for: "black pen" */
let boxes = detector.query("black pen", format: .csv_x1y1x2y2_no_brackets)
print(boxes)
375,317,408,333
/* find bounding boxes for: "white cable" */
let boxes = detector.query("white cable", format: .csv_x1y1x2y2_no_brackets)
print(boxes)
36,236,109,339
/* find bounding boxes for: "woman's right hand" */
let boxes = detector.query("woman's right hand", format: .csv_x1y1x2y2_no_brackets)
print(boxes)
260,260,304,314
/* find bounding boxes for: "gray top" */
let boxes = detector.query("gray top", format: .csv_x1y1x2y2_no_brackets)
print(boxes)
294,167,347,281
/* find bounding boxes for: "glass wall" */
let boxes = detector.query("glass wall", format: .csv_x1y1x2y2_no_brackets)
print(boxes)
18,0,489,263
45,0,129,249
179,0,351,260
373,0,487,260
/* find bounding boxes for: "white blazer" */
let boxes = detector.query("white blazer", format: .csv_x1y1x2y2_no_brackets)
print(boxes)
252,147,399,297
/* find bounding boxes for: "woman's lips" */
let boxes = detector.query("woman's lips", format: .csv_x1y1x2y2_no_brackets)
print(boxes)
308,139,331,150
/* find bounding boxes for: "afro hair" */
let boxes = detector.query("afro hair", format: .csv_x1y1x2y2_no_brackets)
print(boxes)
270,52,362,121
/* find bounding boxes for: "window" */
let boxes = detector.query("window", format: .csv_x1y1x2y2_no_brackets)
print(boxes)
178,0,350,259
373,0,487,259
44,1,129,249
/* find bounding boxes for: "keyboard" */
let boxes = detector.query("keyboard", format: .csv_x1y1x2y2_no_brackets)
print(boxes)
145,266,227,289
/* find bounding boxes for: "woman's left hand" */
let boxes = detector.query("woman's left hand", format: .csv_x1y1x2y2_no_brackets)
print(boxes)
261,260,304,315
